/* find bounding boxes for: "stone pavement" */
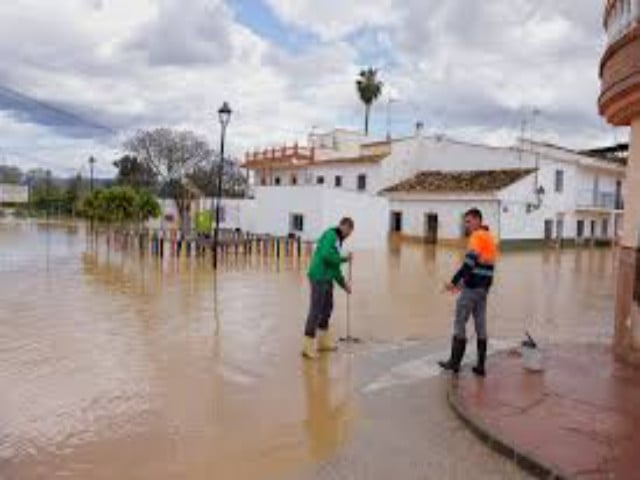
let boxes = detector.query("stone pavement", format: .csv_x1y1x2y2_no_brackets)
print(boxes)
291,340,533,480
449,343,640,479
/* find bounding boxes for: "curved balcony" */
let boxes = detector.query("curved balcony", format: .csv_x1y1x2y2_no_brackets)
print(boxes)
605,0,640,44
600,0,640,125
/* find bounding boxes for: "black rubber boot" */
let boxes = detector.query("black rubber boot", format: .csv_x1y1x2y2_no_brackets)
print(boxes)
438,337,467,374
472,338,487,377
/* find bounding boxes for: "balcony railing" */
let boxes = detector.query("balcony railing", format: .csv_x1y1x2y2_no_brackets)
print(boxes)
576,189,623,210
606,0,640,44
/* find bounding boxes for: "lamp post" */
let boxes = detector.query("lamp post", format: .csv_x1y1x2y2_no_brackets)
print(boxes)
88,156,96,192
88,156,96,232
212,102,232,270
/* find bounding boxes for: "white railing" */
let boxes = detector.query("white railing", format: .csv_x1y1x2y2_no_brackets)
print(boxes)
576,189,620,209
606,0,640,44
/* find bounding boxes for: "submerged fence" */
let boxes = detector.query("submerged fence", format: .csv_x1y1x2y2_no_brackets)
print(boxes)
96,228,316,262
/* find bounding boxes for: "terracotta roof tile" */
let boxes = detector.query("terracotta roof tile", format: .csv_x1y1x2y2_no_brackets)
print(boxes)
382,169,536,194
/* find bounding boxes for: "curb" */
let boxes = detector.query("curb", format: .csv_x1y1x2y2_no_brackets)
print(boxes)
447,377,571,480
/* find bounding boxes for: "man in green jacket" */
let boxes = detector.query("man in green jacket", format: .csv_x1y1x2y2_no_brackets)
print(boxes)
302,217,354,359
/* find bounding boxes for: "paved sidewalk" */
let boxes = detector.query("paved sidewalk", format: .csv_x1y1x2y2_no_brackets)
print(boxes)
449,343,640,479
292,340,532,480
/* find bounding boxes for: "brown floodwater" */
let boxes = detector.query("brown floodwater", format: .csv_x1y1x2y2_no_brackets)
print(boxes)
0,221,616,479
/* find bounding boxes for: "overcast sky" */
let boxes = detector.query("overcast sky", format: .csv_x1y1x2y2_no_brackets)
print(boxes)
0,0,623,176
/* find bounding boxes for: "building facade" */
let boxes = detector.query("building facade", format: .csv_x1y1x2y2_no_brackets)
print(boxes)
600,0,640,365
0,184,28,205
241,129,625,249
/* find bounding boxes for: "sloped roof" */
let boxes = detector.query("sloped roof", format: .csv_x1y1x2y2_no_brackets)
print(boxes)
382,169,536,194
579,143,628,166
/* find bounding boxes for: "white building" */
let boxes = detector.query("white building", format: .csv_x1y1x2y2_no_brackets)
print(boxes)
239,129,626,248
181,128,625,249
0,184,28,205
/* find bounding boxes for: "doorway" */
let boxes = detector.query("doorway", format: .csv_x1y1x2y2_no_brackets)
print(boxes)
544,219,554,241
390,211,403,233
424,213,438,244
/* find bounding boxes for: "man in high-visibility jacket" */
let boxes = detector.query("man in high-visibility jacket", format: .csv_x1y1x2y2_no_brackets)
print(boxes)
439,208,498,376
302,217,354,359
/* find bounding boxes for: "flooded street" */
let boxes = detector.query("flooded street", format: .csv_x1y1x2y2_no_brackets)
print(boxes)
0,221,615,479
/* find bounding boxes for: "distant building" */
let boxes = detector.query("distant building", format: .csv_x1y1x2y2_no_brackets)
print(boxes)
0,184,28,205
239,128,625,249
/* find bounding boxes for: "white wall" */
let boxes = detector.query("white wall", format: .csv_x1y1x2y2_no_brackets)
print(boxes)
149,198,257,233
499,164,621,242
389,195,499,240
321,189,389,249
245,135,626,245
251,186,388,249
0,184,28,204
379,137,425,191
250,187,324,239
258,163,383,193
498,173,565,240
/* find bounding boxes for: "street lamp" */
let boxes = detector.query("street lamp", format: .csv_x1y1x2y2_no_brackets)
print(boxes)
88,156,96,192
212,101,232,270
88,156,96,232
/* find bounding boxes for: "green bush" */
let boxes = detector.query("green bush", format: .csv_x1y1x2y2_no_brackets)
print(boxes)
80,186,161,227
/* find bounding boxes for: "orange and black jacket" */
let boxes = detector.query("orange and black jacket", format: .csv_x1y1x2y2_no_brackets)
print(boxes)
451,227,498,291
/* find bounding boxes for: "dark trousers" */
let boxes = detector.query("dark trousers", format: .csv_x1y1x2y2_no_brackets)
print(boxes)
454,287,488,340
305,281,334,338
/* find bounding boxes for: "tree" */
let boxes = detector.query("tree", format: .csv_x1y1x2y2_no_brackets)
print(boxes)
123,128,212,234
188,161,248,198
113,155,158,190
356,67,383,136
80,186,160,229
134,189,161,225
64,174,84,216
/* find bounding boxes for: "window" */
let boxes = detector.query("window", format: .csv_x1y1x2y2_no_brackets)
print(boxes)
290,213,304,233
555,170,564,193
544,219,554,241
390,211,403,233
291,174,298,185
577,220,585,239
316,176,325,185
274,177,281,186
615,180,623,209
334,175,342,187
556,219,564,240
602,218,610,238
357,174,367,191
590,220,596,238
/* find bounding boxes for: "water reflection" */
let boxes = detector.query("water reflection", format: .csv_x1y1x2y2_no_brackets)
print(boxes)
302,357,353,462
0,222,616,479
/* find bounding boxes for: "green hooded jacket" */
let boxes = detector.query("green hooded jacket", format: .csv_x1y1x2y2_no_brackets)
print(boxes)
308,227,348,288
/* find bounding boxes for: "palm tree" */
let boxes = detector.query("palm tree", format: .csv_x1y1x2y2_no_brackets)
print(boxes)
356,68,383,136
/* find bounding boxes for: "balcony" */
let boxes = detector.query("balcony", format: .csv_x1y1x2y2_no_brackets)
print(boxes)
576,189,624,211
605,0,640,44
600,0,640,125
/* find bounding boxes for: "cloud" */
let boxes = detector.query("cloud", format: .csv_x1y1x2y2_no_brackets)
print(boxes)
128,0,234,66
263,0,397,41
0,0,622,176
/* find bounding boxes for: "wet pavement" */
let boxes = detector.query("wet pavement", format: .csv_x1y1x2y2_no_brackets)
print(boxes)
0,220,617,479
449,344,640,479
